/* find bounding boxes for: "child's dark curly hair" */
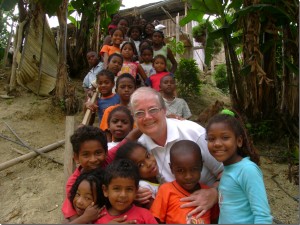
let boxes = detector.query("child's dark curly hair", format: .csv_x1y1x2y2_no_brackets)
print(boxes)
108,53,123,64
206,112,260,165
103,159,140,188
96,69,115,83
116,73,136,88
107,105,134,129
69,168,106,209
115,141,147,161
70,125,107,155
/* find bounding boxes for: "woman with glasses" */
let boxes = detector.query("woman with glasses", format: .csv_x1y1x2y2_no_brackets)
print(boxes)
129,87,223,219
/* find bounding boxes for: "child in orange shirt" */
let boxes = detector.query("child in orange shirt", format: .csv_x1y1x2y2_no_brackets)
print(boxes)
150,140,218,224
100,28,124,68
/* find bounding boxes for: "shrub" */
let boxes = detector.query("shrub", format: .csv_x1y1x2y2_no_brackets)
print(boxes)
213,64,228,93
175,58,201,97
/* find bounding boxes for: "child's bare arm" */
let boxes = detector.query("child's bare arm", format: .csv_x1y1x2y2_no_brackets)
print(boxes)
137,64,148,81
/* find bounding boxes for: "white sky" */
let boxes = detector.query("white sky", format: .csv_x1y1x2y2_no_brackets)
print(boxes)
48,0,162,27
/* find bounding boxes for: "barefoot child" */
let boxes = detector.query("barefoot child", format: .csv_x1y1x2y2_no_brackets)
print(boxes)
159,75,192,119
150,140,217,224
106,106,134,149
206,111,273,224
96,159,157,223
115,141,161,208
66,169,106,224
86,70,120,125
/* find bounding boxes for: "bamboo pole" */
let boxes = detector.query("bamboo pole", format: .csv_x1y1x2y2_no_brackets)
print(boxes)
82,91,98,125
0,140,64,171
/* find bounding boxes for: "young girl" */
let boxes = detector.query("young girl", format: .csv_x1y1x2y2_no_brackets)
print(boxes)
118,42,147,83
145,54,172,91
100,73,136,132
115,141,161,208
142,23,155,43
67,169,105,224
206,111,273,224
140,46,155,77
152,29,177,73
103,17,129,45
106,106,134,149
86,70,120,125
96,159,158,224
127,25,142,56
100,28,124,68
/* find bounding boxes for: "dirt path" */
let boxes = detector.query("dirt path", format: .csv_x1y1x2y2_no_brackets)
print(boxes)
0,73,298,223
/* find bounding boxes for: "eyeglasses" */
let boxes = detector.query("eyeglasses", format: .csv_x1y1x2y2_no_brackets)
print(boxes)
134,107,162,118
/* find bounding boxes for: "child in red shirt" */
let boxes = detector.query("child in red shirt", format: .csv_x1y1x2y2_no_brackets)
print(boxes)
96,159,157,224
145,54,173,91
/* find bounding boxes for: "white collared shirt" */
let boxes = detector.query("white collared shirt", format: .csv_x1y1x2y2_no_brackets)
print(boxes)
138,118,223,186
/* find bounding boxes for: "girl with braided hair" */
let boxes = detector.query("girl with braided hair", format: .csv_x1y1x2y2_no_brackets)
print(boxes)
205,110,273,224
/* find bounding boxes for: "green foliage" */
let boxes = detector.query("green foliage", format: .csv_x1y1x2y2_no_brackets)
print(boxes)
0,0,18,11
192,23,206,42
246,120,276,141
175,58,201,97
213,64,228,93
166,38,184,61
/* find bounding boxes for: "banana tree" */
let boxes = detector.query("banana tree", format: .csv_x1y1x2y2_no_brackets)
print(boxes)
180,0,244,110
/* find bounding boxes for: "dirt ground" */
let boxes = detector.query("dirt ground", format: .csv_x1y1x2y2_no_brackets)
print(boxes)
0,70,298,224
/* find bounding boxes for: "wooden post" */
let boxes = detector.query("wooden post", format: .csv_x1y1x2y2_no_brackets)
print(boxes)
176,13,180,59
64,116,75,198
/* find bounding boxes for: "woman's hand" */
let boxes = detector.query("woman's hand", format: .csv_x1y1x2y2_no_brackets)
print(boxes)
85,102,98,113
180,187,218,219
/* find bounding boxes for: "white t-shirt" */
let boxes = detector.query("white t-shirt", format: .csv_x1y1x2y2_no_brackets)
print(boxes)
138,118,223,186
83,62,103,89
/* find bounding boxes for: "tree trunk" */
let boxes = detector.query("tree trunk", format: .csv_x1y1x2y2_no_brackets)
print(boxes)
55,0,69,101
91,1,101,52
242,0,263,119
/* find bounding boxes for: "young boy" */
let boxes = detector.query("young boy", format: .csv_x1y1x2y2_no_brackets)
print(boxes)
61,125,142,222
85,69,120,125
159,75,192,120
150,140,218,224
96,159,157,224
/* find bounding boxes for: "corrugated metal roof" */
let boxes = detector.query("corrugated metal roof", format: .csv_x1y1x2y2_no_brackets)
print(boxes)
119,0,186,22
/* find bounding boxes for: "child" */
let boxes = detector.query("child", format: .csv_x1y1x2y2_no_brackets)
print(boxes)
127,25,142,56
142,23,155,43
159,75,192,119
108,13,120,35
140,46,155,77
100,73,136,132
206,111,273,224
82,51,103,95
145,54,172,91
115,141,161,208
66,169,106,224
152,29,177,73
106,106,134,149
100,28,124,68
103,17,130,45
118,42,147,83
150,140,216,224
96,159,158,224
86,69,120,124
62,125,142,221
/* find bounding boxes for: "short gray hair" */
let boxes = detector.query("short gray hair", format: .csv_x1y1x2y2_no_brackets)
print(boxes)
130,87,166,111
